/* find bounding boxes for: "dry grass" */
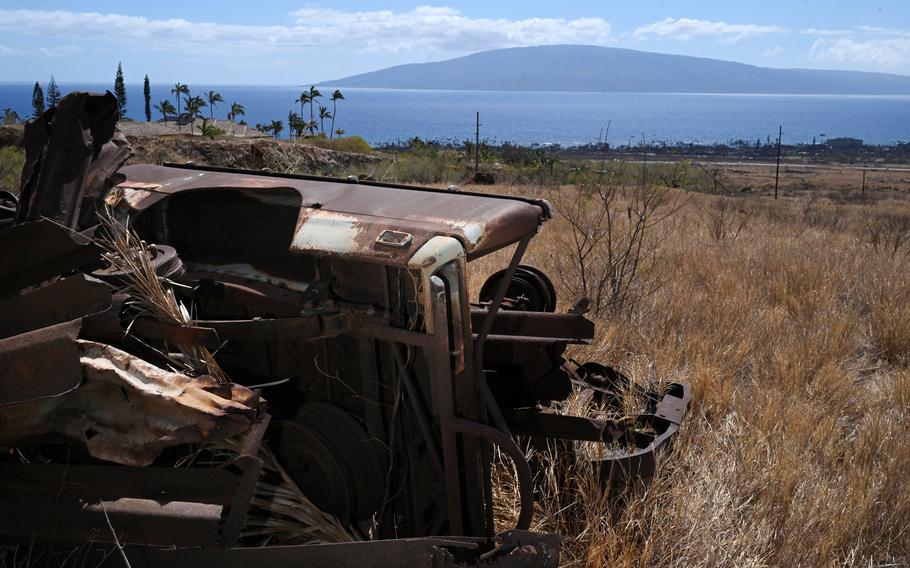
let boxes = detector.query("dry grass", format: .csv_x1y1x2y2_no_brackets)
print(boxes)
95,211,228,382
471,185,910,567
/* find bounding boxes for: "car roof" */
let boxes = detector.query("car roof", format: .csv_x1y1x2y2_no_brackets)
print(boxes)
114,164,549,265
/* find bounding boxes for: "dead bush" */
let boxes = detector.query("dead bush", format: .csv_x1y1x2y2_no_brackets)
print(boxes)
866,210,910,257
548,163,678,317
698,198,751,241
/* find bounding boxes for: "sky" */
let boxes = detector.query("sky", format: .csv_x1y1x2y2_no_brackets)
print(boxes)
0,1,908,85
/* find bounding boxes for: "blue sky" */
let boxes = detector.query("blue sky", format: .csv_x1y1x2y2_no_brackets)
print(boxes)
1,1,908,84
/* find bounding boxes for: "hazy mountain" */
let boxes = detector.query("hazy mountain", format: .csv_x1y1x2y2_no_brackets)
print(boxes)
326,45,910,95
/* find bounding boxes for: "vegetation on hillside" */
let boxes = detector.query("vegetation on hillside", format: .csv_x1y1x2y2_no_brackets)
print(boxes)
0,146,25,195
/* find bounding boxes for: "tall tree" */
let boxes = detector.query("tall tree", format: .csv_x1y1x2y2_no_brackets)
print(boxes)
154,100,176,122
307,86,322,126
295,91,309,122
228,102,245,122
31,82,45,118
113,62,127,117
45,75,61,108
287,112,303,140
206,90,223,120
2,108,21,125
318,105,331,136
171,83,189,117
227,102,245,136
143,75,152,122
329,89,344,139
268,120,283,140
183,95,206,134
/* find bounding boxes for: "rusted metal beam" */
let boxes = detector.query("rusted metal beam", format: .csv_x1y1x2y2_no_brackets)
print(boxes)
124,530,560,568
469,309,595,344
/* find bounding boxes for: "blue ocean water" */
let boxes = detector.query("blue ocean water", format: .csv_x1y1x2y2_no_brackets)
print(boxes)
1,82,908,146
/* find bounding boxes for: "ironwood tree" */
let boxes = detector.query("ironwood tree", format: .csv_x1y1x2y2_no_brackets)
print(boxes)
45,76,61,108
31,82,45,118
143,75,152,122
114,62,127,117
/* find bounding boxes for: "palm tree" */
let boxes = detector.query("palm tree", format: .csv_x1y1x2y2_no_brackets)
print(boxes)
228,102,245,122
268,120,283,140
318,106,331,136
305,119,318,136
206,90,223,120
154,100,176,122
171,83,189,117
329,90,344,139
227,102,245,136
307,86,322,126
295,91,309,122
288,112,304,139
2,108,20,125
183,95,206,134
334,128,345,138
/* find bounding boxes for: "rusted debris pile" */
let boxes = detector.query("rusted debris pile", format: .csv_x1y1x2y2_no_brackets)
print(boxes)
1,93,690,568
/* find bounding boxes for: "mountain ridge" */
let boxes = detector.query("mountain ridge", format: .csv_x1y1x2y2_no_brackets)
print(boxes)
324,45,910,95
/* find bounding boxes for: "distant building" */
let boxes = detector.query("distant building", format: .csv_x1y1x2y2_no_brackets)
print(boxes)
826,137,863,149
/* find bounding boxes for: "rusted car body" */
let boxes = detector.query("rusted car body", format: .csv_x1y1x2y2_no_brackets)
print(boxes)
0,93,689,567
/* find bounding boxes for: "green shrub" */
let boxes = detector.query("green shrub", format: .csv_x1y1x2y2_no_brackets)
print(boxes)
308,136,372,154
0,146,24,195
200,125,225,138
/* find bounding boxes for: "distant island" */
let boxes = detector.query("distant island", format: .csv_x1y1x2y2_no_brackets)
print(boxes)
325,44,910,95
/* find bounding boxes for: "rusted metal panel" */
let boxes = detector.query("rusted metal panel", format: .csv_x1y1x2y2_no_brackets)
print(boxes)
0,220,100,297
17,91,132,230
0,319,83,406
0,340,265,466
114,164,547,263
0,274,112,339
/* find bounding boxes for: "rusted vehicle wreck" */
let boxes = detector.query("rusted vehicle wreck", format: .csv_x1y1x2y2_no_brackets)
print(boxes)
0,93,690,567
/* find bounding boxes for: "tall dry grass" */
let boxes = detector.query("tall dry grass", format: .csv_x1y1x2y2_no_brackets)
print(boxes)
474,187,910,567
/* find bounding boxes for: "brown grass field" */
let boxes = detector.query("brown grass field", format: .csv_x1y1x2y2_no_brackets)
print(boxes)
460,175,910,567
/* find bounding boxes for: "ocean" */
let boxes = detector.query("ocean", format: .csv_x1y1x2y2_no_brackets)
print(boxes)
1,82,908,146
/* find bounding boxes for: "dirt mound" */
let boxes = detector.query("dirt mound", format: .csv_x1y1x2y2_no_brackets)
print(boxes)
127,135,378,174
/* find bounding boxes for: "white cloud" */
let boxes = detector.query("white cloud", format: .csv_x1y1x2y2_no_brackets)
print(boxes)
632,17,786,43
762,46,785,57
802,26,910,37
0,43,52,56
809,37,910,67
0,7,615,54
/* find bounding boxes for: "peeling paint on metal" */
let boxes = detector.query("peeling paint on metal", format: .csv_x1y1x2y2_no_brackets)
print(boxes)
292,209,365,256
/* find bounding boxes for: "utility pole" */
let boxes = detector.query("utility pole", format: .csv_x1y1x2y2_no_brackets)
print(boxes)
475,111,481,174
861,169,866,195
774,125,782,199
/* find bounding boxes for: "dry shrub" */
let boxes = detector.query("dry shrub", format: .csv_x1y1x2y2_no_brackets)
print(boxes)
546,165,679,317
866,210,910,257
697,196,751,241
